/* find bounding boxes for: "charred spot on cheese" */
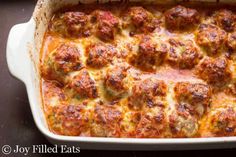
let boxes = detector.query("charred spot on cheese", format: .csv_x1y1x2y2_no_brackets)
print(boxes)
48,104,90,136
196,24,227,56
90,104,122,137
164,5,200,31
174,82,212,117
68,69,98,99
42,44,83,81
167,38,202,69
86,43,117,68
213,9,236,32
130,36,168,71
196,57,232,87
90,10,120,41
128,78,167,110
122,7,160,34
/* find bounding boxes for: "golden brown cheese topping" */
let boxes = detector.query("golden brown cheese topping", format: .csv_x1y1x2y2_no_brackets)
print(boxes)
40,3,236,138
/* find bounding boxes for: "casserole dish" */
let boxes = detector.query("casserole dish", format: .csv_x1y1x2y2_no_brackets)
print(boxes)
6,0,236,150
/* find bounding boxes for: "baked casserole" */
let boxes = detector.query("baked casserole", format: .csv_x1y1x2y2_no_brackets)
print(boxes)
40,2,236,138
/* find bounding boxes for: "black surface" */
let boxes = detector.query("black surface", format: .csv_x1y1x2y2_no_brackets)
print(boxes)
0,0,235,156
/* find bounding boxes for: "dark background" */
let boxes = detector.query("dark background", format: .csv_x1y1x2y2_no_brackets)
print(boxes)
0,0,235,156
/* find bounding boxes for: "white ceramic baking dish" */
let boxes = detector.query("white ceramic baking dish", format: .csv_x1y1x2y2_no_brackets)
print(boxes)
6,0,236,150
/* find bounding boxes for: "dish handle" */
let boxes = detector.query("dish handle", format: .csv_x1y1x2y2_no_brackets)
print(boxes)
6,19,34,84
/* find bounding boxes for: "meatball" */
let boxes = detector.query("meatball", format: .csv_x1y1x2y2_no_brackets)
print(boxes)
136,106,167,138
129,78,167,110
91,10,119,41
227,32,236,51
53,44,82,73
123,7,160,34
49,11,90,37
104,65,130,97
196,24,227,55
167,39,202,69
134,36,167,71
86,43,117,68
129,7,148,27
42,44,83,81
42,81,67,108
164,5,200,30
201,106,236,137
196,57,232,86
48,104,90,136
90,105,122,137
174,82,212,117
120,110,141,137
213,9,236,32
69,69,98,99
63,11,90,37
169,103,199,137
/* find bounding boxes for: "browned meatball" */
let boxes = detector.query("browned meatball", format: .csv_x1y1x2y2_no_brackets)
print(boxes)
196,57,232,86
42,81,67,109
120,110,141,137
104,65,130,97
53,44,82,73
90,105,122,137
164,5,200,30
174,82,212,117
169,103,199,137
69,69,98,99
130,36,168,71
201,106,236,137
129,78,167,110
86,43,117,68
227,32,236,51
91,10,119,41
63,12,90,37
49,11,90,37
136,106,167,138
213,9,236,32
48,104,90,136
42,44,83,81
123,7,160,34
196,24,227,55
167,38,202,69
130,7,148,27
